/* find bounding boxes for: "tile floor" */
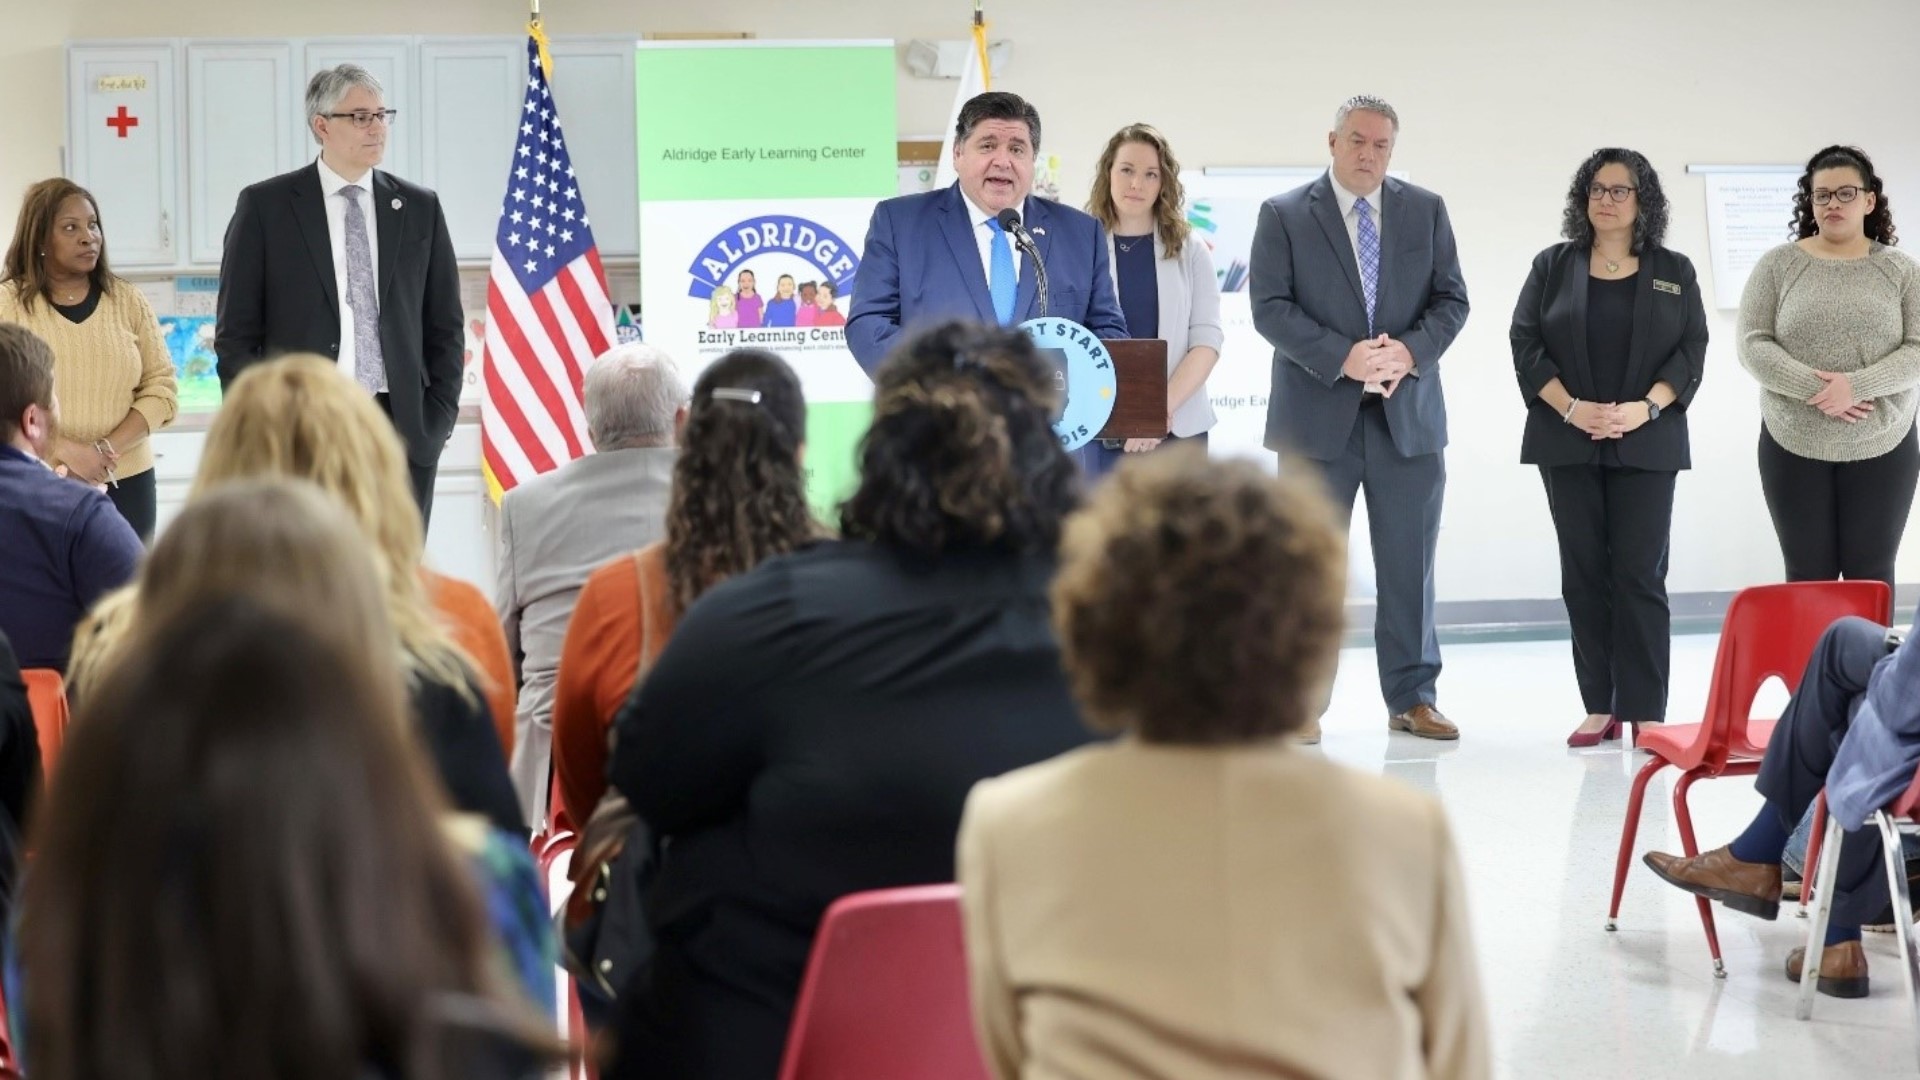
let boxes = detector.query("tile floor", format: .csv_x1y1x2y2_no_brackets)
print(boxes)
1314,632,1917,1078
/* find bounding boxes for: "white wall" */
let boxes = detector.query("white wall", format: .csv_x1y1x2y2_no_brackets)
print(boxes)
6,0,1919,605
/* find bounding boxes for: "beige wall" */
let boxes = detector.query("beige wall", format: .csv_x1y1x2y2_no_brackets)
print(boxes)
6,0,1920,603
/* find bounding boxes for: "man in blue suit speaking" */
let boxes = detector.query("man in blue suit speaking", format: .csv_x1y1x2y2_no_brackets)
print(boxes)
847,92,1128,375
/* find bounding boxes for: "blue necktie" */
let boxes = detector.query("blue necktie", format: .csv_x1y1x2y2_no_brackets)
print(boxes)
1354,195,1380,334
986,218,1017,325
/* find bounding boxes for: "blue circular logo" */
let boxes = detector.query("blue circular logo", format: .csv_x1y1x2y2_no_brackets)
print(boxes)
1020,317,1116,452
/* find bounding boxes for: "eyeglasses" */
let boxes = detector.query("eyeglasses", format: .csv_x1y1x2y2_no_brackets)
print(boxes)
1811,186,1866,207
1587,184,1638,204
324,109,398,129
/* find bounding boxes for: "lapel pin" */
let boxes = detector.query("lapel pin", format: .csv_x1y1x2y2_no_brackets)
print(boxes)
1033,226,1046,236
391,198,403,210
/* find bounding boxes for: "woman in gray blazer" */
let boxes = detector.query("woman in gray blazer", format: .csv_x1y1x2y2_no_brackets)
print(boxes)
1081,123,1224,479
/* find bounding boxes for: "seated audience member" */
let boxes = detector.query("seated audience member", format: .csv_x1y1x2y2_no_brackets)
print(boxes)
958,450,1491,1080
20,592,558,1079
426,571,518,766
0,323,141,671
0,628,40,939
497,344,688,825
67,357,523,835
602,321,1097,1080
54,480,556,1009
1647,614,1920,998
552,348,815,838
551,350,818,1027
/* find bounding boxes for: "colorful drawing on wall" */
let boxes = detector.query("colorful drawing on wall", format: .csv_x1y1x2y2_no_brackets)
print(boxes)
158,314,221,411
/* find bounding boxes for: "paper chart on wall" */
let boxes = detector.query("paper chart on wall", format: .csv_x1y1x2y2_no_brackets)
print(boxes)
1693,167,1799,310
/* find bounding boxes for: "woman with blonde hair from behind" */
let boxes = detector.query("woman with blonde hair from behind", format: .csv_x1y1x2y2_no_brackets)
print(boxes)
21,481,558,1080
69,356,523,834
958,448,1491,1080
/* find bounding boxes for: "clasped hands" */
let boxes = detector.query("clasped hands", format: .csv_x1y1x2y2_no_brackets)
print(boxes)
1565,400,1652,441
1341,335,1415,396
1807,370,1874,423
55,437,118,488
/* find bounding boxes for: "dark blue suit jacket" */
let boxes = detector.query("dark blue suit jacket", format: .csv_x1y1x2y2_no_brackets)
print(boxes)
846,184,1129,374
1251,173,1469,460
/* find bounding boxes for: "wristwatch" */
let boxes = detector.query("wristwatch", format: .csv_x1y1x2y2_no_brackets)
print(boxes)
1642,398,1662,421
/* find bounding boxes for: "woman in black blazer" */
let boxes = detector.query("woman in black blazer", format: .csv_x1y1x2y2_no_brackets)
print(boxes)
603,321,1096,1080
1511,148,1708,748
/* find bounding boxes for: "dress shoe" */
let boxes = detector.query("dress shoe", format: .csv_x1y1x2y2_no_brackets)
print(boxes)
1388,704,1459,741
1786,942,1870,998
1643,846,1782,920
1295,716,1322,746
1567,716,1621,748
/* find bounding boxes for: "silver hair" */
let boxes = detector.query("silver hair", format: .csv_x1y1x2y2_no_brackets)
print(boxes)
1333,94,1399,135
585,344,689,451
305,65,385,145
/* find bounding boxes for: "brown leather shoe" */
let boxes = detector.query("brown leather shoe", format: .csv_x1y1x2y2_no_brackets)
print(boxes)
1643,846,1782,920
1388,704,1459,740
1295,717,1322,746
1786,942,1870,998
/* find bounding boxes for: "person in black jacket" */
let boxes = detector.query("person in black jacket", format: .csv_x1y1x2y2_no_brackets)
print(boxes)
603,321,1097,1080
1511,148,1709,747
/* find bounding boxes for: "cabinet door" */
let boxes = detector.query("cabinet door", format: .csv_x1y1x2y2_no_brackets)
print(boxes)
301,38,414,182
185,43,296,266
546,38,637,259
418,40,524,261
68,45,179,267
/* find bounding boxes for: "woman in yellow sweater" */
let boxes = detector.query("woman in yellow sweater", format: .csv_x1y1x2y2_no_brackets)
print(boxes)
1,178,177,539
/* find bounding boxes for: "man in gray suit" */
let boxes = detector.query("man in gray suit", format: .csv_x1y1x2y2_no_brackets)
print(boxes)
1251,95,1470,743
496,344,687,823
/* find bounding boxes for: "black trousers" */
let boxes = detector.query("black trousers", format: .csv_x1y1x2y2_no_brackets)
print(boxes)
107,466,157,544
1540,465,1676,722
1756,616,1898,928
373,392,440,530
1758,423,1919,593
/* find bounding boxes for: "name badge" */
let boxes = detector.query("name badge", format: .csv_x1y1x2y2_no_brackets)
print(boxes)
1653,279,1682,295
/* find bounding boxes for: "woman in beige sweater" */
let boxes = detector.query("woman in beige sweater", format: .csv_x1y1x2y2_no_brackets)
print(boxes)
1,178,177,539
958,449,1490,1080
1737,145,1920,591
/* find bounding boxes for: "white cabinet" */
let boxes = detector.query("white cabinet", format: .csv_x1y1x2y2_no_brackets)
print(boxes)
547,38,638,258
301,39,415,181
184,43,296,266
67,44,179,267
418,39,525,262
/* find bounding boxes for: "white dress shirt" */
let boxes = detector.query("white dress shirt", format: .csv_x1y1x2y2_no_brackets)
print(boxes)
1331,171,1387,391
314,155,385,392
960,188,1025,293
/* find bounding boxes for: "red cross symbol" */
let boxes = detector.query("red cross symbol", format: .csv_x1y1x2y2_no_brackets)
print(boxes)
106,106,139,138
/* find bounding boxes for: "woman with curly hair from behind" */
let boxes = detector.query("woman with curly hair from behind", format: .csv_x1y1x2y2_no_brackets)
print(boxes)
959,448,1491,1080
599,321,1096,1080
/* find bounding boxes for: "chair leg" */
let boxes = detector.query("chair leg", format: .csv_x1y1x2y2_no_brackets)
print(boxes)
1673,770,1725,977
1875,811,1920,1069
1609,756,1667,930
1800,794,1827,920
1797,814,1845,1021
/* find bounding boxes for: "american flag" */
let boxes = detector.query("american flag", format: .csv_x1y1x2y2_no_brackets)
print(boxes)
480,31,615,500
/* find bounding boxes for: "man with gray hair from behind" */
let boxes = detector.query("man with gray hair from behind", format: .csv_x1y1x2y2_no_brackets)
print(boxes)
495,343,688,824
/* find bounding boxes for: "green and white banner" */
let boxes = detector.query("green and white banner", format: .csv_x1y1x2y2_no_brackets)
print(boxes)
636,40,897,512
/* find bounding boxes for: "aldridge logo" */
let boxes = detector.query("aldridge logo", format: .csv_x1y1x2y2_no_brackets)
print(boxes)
685,215,860,300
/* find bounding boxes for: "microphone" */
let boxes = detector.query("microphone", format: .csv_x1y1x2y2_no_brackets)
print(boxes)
995,207,1048,318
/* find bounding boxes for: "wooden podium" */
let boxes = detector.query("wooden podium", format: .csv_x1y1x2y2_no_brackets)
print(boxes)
1095,339,1169,440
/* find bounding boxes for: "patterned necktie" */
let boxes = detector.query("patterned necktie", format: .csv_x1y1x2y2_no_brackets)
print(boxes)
340,184,387,393
986,218,1017,325
1354,194,1381,334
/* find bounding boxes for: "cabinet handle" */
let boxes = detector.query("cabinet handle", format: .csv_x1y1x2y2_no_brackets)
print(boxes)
159,210,171,249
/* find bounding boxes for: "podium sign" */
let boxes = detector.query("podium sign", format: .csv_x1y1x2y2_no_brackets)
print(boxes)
1020,317,1115,452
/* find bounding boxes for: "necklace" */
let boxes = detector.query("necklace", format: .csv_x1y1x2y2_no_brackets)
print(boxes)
1115,234,1149,253
1595,249,1630,276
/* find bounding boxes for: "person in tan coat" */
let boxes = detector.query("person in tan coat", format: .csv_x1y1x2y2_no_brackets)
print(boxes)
958,449,1491,1080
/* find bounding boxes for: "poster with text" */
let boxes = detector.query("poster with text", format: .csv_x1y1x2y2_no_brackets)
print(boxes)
1700,170,1799,310
637,40,896,513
